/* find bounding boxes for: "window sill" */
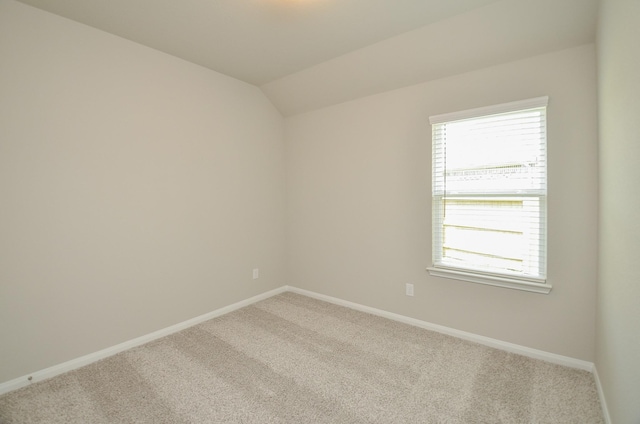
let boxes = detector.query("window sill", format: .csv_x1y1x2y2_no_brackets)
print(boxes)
426,266,552,294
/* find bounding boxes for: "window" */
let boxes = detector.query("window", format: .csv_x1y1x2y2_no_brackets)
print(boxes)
427,97,551,294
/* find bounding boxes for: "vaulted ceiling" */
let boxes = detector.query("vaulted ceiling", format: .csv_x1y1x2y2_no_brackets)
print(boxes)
16,0,598,115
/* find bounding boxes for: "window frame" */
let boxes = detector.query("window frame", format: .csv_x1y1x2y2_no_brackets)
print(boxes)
427,97,552,294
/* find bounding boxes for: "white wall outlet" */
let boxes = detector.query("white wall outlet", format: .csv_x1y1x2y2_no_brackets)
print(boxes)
406,283,414,296
252,268,259,279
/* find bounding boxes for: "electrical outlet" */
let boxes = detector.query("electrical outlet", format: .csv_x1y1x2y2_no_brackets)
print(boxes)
406,283,414,296
253,268,259,279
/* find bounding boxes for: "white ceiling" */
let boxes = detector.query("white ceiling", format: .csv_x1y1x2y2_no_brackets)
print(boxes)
16,0,598,116
263,0,599,115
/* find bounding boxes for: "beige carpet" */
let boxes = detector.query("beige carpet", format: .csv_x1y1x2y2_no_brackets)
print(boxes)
0,292,604,423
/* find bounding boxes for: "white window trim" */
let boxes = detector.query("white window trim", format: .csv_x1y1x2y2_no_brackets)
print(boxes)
429,96,551,294
429,96,549,125
426,266,552,294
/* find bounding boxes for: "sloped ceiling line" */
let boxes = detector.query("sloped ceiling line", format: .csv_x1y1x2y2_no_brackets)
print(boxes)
15,0,597,116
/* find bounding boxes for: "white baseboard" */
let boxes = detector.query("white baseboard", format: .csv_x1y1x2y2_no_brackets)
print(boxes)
0,286,288,396
287,286,595,372
593,366,612,424
1,284,598,398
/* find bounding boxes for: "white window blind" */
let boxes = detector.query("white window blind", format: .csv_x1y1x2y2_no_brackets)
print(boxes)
428,97,550,293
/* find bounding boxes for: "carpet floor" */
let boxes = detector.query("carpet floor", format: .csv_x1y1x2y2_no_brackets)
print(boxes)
0,292,604,423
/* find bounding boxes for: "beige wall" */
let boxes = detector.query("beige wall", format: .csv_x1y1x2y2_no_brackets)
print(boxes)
0,0,608,396
597,0,640,422
286,44,598,361
0,0,286,384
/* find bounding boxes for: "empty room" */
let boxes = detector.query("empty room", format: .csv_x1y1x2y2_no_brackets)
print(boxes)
0,0,638,422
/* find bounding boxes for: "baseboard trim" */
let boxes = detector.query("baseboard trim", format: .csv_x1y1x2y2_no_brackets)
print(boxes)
0,286,288,396
0,284,597,397
286,286,595,372
593,365,612,424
